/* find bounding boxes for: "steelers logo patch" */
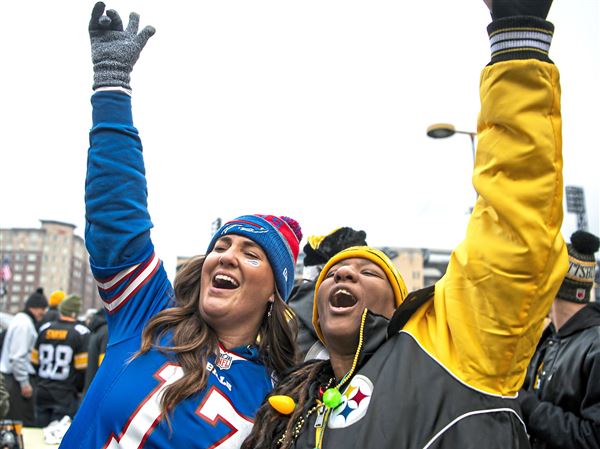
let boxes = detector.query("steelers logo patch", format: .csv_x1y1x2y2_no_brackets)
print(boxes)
328,375,374,428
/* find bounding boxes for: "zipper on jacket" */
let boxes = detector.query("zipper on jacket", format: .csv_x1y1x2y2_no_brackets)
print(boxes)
314,307,369,449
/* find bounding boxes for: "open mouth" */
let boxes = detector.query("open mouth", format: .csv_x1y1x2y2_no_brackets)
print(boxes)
212,274,240,289
329,288,358,308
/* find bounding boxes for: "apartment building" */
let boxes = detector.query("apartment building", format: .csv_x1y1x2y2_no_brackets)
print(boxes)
0,220,101,315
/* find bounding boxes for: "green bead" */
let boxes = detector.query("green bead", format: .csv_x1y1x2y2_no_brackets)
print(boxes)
322,388,342,408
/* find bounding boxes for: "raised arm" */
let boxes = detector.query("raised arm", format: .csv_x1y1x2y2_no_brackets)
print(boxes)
85,1,156,268
85,3,170,340
406,0,568,396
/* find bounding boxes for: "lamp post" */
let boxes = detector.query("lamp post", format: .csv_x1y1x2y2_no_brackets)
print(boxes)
426,123,476,165
426,123,477,210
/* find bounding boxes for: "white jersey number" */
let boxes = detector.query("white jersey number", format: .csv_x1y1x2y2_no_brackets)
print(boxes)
104,364,183,449
197,386,253,449
104,364,252,449
38,343,73,381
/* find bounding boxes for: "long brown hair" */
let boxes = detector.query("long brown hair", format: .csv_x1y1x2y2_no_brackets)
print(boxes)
137,255,299,416
241,360,331,449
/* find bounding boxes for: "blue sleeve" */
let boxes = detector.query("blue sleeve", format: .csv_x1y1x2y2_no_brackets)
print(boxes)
85,91,173,343
86,91,151,267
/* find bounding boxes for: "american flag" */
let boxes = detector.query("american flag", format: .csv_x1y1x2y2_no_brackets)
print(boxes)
1,258,11,282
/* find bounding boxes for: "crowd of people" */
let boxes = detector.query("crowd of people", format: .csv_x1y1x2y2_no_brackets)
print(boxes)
0,0,599,448
0,288,108,444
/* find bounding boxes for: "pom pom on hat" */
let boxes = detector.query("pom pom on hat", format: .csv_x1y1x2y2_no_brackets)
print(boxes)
207,214,302,302
557,230,599,303
59,294,82,318
303,227,367,267
281,216,303,244
49,290,66,307
25,288,48,309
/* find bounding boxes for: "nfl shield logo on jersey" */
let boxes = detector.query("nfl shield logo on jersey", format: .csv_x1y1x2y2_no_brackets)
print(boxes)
216,352,233,370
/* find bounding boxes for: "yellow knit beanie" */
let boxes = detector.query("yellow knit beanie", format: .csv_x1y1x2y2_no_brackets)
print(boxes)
312,246,408,342
49,290,66,307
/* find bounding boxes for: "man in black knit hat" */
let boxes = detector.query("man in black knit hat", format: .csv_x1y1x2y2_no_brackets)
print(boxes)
0,288,48,426
519,230,600,449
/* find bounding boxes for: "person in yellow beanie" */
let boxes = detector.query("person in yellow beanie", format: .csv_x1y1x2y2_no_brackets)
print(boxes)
289,227,368,359
242,0,567,447
41,290,66,326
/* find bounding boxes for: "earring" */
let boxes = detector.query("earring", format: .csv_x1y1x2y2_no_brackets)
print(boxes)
267,302,273,318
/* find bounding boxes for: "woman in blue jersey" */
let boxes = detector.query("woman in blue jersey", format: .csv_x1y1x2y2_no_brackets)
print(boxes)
60,3,301,448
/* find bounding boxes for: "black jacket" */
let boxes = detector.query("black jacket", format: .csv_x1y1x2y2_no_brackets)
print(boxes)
40,306,60,326
83,311,108,394
520,302,600,449
288,281,320,358
288,290,529,449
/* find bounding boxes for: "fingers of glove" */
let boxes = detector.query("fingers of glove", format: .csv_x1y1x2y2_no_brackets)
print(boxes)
106,9,124,31
126,12,140,35
135,25,156,48
492,0,553,20
89,2,106,31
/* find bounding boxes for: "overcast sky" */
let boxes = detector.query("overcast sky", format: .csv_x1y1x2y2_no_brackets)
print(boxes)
1,1,598,279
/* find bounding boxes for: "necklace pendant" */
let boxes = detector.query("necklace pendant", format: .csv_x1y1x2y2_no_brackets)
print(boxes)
314,406,326,428
322,387,343,409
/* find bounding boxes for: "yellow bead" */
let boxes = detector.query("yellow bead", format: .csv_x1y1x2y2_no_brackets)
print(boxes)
268,395,296,415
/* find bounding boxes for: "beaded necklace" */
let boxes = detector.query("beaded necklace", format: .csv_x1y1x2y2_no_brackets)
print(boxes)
277,308,369,449
275,377,334,446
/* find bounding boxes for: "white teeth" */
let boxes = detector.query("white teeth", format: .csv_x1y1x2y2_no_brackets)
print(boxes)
215,274,239,287
331,288,357,308
333,289,354,299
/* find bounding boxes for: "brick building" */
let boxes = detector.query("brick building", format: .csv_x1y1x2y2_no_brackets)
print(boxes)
0,220,100,315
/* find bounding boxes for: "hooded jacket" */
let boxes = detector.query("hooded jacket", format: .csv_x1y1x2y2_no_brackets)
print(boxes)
520,303,600,449
0,311,38,387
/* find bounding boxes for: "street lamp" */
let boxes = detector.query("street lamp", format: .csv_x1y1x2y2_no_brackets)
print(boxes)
426,123,476,165
426,123,478,210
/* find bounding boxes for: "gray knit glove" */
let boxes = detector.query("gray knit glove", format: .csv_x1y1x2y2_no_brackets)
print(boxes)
89,2,156,91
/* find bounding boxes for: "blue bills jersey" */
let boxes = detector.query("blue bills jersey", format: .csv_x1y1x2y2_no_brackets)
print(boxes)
60,91,274,448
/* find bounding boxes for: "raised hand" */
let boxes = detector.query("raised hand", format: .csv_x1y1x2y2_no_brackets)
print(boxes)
89,1,156,90
484,0,553,20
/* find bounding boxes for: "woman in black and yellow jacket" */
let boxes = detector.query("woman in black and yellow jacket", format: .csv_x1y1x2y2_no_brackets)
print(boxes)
241,0,568,448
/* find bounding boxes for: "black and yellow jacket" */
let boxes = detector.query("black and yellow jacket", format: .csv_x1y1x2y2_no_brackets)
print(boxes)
283,15,568,449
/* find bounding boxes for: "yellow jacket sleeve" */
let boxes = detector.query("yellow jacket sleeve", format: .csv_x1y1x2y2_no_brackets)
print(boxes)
405,58,568,396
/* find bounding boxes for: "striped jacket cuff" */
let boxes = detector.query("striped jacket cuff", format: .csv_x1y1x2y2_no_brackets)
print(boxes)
487,17,554,64
95,252,161,314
